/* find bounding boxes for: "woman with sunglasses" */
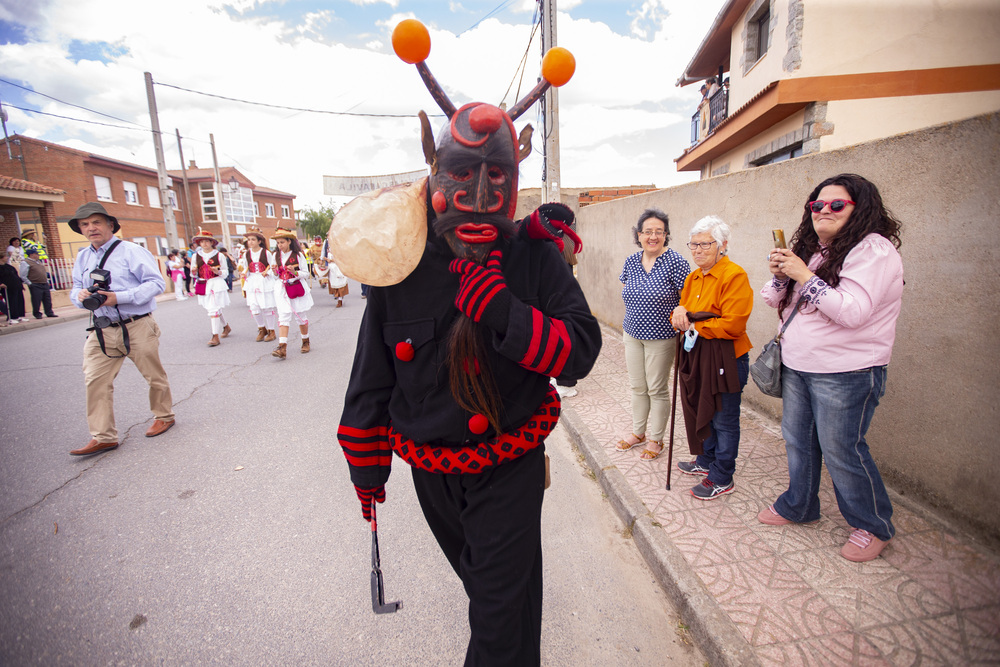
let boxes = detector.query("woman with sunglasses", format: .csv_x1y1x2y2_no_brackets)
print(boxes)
759,173,903,563
670,216,753,499
617,208,691,460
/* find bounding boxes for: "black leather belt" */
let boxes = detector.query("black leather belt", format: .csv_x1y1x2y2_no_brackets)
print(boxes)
109,313,150,327
87,312,150,331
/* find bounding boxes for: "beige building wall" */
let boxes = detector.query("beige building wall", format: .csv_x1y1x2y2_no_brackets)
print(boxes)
800,0,1000,76
575,112,1000,540
821,92,1000,151
710,111,806,173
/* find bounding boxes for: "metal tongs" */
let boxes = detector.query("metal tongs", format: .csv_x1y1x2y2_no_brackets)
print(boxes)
370,502,402,614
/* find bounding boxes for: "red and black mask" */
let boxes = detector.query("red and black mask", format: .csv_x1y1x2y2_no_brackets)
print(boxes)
427,103,525,263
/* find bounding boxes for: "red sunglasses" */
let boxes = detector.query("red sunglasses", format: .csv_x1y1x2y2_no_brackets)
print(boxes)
807,199,855,213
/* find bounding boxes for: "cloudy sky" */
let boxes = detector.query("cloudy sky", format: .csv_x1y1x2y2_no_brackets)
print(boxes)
0,0,726,211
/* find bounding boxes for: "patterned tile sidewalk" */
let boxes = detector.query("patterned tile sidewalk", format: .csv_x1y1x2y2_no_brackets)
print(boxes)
561,324,1000,666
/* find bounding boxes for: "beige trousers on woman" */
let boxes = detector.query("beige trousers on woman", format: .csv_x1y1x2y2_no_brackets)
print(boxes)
623,332,677,443
83,314,175,443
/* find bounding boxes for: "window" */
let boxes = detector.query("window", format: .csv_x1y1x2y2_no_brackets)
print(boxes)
168,190,179,210
94,176,113,201
147,186,161,208
223,186,255,225
123,181,140,205
742,0,772,73
154,237,169,256
755,10,770,61
281,205,290,218
755,145,803,166
253,202,259,217
200,183,218,221
265,203,275,218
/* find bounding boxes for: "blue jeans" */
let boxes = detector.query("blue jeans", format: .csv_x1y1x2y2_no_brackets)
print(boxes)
695,353,749,486
773,365,895,541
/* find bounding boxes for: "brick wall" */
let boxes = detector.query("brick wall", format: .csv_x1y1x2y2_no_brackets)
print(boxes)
577,185,659,207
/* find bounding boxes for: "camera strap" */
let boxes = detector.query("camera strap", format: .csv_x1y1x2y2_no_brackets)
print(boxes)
88,240,130,358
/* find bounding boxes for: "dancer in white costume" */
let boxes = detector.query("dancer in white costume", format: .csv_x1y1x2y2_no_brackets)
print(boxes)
271,227,313,358
167,251,187,301
237,227,277,342
191,228,232,347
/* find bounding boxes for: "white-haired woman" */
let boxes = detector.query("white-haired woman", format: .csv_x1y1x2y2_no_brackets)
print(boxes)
670,216,753,500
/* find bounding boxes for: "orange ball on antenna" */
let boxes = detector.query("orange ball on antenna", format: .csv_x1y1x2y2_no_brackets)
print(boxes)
541,47,575,87
392,19,431,64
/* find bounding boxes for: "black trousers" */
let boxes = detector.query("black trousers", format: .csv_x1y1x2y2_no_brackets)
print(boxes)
411,445,546,667
28,282,53,316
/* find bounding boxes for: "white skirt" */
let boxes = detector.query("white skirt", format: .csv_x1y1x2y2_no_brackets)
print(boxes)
198,277,230,311
244,272,276,311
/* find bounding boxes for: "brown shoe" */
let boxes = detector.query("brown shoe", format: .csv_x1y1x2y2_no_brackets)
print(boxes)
300,338,310,353
145,419,175,438
221,324,232,338
336,299,343,308
272,342,287,358
255,326,267,342
70,439,119,456
208,334,220,347
264,329,276,342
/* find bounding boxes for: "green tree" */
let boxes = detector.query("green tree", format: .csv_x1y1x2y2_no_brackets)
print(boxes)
298,202,338,240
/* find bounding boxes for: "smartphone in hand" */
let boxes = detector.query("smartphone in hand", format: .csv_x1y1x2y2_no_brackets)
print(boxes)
772,229,786,249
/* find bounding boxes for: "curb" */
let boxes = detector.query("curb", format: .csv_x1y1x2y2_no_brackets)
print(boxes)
561,407,763,667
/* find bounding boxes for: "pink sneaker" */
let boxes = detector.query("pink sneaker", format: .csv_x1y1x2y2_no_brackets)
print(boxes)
841,529,889,562
757,504,793,526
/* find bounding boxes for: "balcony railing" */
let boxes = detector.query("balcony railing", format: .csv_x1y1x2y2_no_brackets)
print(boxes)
689,87,730,146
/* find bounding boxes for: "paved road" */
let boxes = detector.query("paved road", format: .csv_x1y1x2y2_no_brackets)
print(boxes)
0,282,703,665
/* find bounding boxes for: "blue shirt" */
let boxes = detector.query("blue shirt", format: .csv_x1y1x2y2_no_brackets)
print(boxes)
620,248,690,340
71,237,165,321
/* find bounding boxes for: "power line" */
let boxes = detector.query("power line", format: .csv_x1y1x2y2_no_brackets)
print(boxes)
153,80,440,118
2,104,149,133
462,0,522,34
0,77,143,126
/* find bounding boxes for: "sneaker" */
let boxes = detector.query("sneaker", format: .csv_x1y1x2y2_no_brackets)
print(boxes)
677,460,709,476
556,385,578,399
757,504,793,526
841,529,889,562
690,478,734,500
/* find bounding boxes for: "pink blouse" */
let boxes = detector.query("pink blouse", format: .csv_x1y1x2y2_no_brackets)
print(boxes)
760,233,903,373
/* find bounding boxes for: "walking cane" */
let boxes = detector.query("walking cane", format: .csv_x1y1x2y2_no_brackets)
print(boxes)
370,502,402,614
665,335,682,491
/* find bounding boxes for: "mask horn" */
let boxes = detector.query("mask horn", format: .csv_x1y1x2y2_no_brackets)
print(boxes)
508,80,551,121
416,62,457,119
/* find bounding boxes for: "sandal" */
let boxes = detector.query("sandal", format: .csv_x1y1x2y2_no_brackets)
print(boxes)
615,433,645,451
640,440,664,460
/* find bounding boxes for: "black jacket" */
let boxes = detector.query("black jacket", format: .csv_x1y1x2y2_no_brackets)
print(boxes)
338,235,601,489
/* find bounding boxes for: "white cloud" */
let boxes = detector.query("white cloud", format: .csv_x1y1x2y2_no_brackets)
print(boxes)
0,0,725,209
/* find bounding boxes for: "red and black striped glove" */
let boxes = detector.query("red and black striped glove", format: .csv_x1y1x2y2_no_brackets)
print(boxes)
355,485,386,522
448,249,512,333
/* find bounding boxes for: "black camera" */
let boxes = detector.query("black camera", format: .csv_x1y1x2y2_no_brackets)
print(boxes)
82,268,112,311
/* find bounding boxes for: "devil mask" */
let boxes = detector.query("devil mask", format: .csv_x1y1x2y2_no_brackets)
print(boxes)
421,104,532,263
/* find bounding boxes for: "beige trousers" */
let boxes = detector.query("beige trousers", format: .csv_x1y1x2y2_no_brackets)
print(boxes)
623,332,677,442
83,314,174,443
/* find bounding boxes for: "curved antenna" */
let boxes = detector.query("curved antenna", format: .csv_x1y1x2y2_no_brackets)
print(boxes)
416,62,457,119
507,79,550,121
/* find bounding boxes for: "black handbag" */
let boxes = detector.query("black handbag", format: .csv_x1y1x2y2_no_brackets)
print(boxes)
750,296,805,398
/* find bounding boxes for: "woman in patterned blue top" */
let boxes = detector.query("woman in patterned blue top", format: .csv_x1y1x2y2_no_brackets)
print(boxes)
617,208,691,459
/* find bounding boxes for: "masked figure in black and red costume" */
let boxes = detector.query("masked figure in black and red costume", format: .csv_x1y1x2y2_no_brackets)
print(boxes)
335,20,599,666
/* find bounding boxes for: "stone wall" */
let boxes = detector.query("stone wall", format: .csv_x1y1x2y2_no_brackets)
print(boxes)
574,112,1000,540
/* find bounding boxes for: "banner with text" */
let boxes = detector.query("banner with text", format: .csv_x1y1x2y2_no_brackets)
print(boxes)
323,169,428,197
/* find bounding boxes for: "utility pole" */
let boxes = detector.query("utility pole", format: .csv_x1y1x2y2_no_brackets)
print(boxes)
209,133,233,250
540,0,561,205
144,72,180,250
175,129,194,245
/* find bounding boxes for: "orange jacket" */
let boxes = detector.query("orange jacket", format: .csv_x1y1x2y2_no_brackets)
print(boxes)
679,255,753,358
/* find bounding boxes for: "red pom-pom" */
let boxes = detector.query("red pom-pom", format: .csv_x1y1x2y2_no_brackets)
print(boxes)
395,341,415,361
468,414,489,435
